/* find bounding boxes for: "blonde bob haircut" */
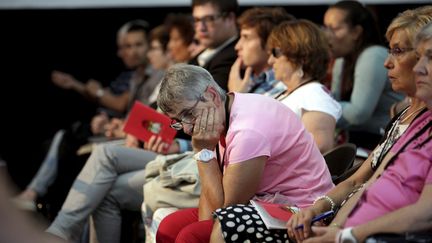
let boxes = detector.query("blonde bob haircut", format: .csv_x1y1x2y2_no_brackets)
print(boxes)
386,5,432,45
267,19,330,81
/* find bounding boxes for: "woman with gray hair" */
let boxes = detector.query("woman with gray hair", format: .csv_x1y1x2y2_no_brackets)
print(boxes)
155,63,334,242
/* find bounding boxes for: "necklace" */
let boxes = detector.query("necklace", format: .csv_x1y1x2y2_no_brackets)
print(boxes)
400,105,427,124
274,79,316,101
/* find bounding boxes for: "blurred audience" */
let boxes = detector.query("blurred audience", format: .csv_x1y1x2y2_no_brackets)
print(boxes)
228,7,293,95
267,19,342,153
189,0,239,90
15,20,156,217
324,0,403,149
45,24,194,243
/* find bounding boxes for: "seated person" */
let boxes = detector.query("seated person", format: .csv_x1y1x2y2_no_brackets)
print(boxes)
267,19,342,153
15,19,157,214
285,9,432,243
227,7,294,95
45,24,193,243
155,64,334,242
210,7,432,242
324,1,403,149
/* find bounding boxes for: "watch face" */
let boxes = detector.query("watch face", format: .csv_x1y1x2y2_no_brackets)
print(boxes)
341,229,357,243
195,149,214,162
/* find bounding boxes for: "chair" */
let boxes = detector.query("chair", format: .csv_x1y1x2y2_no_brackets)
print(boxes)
332,159,363,185
323,143,357,183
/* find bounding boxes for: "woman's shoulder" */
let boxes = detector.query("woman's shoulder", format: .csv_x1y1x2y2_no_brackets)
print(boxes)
358,45,388,59
299,82,334,98
355,45,388,75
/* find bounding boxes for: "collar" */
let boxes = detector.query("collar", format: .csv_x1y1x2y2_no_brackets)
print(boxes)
197,35,238,66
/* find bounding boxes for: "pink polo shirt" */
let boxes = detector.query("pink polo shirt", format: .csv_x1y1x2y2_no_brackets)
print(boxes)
220,93,334,207
345,110,432,227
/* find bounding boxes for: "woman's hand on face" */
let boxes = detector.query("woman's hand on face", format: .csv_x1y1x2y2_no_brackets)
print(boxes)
287,207,319,242
192,107,223,152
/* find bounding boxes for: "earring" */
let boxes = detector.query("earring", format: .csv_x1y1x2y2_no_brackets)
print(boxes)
297,68,304,78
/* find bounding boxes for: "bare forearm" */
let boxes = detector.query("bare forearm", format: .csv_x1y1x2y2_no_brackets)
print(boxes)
353,204,432,242
98,91,129,113
198,159,224,219
72,81,86,95
315,159,373,213
312,179,358,214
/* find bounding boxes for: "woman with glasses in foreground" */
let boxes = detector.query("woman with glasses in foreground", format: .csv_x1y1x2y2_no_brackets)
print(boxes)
155,63,334,243
284,7,432,243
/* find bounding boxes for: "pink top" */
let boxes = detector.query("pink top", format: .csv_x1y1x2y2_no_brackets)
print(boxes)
220,93,334,207
345,110,432,227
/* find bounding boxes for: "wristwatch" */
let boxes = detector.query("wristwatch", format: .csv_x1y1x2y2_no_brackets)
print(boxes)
193,149,215,163
96,89,105,98
339,227,358,243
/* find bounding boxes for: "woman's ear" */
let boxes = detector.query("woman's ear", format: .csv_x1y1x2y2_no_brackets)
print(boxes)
204,86,222,106
352,25,363,41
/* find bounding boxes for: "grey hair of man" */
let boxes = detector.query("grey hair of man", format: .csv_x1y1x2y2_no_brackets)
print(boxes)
117,19,149,37
157,64,227,114
415,22,432,46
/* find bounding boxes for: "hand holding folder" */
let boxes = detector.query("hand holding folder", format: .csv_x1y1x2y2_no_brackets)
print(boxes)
123,101,177,144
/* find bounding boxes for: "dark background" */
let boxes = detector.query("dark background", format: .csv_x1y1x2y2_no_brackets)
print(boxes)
0,3,426,189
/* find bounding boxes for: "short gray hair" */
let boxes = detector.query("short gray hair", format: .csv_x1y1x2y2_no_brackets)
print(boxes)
157,64,226,113
415,22,432,46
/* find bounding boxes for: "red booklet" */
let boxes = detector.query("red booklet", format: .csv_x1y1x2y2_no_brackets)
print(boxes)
250,200,297,229
123,101,177,144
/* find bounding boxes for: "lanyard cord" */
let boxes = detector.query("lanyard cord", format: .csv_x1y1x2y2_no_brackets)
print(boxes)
384,117,432,170
216,94,231,173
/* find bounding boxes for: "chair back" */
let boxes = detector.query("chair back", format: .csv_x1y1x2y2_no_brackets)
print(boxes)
323,143,357,183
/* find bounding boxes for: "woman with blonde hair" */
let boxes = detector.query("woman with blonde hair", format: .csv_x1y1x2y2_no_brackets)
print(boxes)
286,6,432,243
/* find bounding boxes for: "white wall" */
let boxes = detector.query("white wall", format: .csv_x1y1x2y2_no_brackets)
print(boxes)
0,0,430,9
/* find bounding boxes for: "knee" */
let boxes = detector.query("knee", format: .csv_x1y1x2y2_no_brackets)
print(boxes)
156,214,178,243
90,144,116,166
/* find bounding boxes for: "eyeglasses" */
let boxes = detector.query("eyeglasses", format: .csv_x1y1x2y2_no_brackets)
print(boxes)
170,98,201,130
271,47,283,58
388,47,414,57
193,13,225,27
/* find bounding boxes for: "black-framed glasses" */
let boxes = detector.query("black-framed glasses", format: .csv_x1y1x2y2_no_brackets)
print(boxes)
388,47,414,57
170,98,201,130
193,13,225,26
271,47,283,58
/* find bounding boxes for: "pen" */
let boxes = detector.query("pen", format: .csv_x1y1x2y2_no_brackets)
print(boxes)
294,210,334,230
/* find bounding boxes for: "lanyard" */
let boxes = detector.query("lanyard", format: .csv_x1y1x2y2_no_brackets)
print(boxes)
215,94,231,173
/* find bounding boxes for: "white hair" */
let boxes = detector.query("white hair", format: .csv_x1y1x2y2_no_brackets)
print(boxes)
157,64,226,113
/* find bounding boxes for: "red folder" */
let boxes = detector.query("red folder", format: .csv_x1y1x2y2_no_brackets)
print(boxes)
123,101,177,144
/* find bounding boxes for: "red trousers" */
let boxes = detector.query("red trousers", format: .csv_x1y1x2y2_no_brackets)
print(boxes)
156,208,214,243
